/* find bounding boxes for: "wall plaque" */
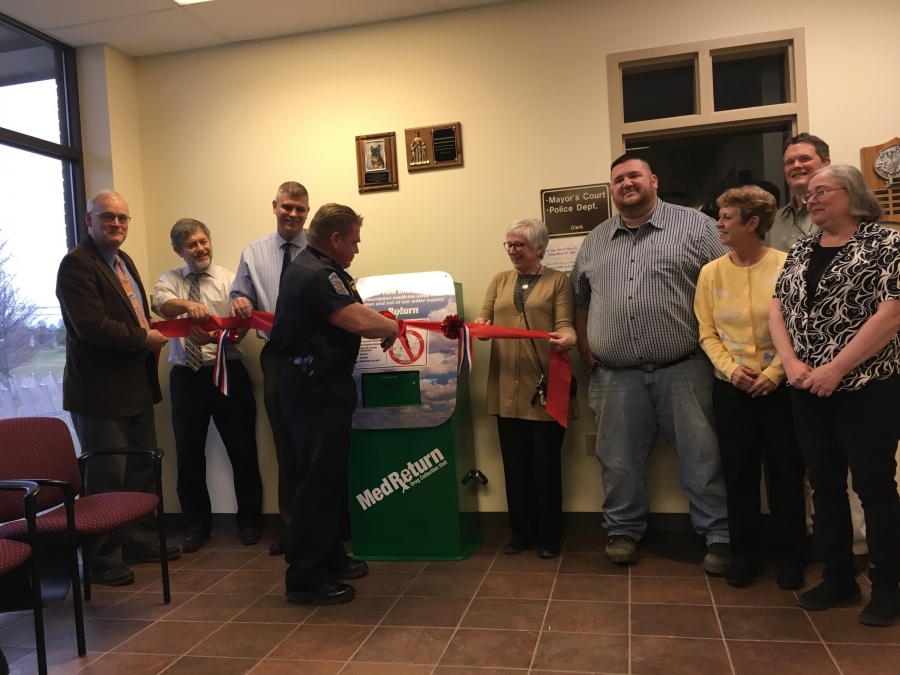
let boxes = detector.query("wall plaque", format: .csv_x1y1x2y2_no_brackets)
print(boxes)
861,137,900,226
540,183,611,237
404,122,463,171
356,132,399,193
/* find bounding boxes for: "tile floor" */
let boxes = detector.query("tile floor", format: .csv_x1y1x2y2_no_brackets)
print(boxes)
1,528,899,674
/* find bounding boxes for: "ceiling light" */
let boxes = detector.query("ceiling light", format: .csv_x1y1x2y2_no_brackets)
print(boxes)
174,0,215,5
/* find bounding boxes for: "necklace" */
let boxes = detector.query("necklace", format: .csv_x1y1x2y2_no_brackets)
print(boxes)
520,264,541,289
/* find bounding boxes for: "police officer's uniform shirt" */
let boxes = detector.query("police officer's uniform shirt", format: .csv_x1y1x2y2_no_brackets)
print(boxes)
271,246,363,373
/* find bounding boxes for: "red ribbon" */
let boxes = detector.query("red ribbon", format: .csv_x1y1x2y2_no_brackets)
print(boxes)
155,312,274,395
156,311,572,426
155,312,274,338
379,312,572,428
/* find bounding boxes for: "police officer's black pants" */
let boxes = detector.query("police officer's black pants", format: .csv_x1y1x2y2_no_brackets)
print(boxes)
281,363,357,589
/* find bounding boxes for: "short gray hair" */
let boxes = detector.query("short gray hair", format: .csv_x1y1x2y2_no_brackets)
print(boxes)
506,218,549,259
170,218,211,248
812,164,883,223
87,189,124,212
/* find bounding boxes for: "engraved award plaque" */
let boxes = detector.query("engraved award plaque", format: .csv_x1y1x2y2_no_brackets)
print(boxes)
404,122,463,171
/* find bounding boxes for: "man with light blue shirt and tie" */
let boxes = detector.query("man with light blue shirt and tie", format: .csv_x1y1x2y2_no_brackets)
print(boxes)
231,181,309,555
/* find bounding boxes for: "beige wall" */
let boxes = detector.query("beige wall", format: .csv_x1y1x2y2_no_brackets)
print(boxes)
77,0,900,515
76,44,149,275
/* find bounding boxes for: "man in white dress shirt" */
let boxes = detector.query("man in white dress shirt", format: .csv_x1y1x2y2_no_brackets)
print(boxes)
153,219,263,553
231,182,310,555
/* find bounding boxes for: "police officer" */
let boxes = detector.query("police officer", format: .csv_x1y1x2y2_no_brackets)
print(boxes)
272,203,399,605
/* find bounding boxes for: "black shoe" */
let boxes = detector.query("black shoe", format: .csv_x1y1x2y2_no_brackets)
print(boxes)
123,545,182,565
777,559,806,590
797,578,861,611
859,590,900,627
286,580,355,605
181,534,210,554
332,560,369,581
0,646,9,675
239,526,262,546
726,557,763,588
539,548,559,559
269,537,286,556
91,563,135,587
503,541,533,555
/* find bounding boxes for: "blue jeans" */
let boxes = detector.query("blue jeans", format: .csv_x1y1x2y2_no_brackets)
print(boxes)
588,353,729,545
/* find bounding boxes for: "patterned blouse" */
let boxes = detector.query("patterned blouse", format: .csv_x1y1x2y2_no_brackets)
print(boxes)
774,222,900,391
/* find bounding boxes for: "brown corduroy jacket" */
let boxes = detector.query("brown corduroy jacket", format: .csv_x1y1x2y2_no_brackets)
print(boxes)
479,267,578,422
56,236,161,417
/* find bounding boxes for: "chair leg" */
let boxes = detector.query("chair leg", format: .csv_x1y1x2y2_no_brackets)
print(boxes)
82,548,92,602
70,545,86,656
30,560,48,675
157,508,171,604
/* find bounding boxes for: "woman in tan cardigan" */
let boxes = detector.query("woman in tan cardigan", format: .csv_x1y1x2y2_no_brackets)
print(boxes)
475,218,577,558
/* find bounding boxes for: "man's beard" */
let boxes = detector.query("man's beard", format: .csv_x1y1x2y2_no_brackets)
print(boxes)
613,190,653,218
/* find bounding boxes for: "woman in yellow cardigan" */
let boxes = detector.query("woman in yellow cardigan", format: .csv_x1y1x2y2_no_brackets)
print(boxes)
475,218,577,559
694,186,806,589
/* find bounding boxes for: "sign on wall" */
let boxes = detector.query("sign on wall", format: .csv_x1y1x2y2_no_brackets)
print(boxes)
541,183,611,237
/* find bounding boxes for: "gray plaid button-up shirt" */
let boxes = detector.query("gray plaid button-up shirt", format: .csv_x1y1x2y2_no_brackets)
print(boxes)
571,199,727,368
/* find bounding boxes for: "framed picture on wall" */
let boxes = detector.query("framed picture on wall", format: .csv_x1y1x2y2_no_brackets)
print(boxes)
356,132,399,192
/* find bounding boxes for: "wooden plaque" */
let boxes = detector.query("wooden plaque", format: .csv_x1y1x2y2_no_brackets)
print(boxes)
356,132,399,193
861,137,900,226
404,122,463,171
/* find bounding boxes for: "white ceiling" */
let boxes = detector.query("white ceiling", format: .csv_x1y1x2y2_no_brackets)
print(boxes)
0,0,512,57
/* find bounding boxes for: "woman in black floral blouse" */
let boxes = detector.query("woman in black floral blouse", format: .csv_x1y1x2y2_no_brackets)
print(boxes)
770,164,900,627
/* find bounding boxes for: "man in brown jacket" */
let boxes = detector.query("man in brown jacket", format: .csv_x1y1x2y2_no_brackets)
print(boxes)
56,189,179,586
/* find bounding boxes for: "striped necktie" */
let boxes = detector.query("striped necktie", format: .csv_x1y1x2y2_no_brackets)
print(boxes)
114,257,149,330
184,272,205,371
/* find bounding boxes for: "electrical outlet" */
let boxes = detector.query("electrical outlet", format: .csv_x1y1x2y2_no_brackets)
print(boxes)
585,433,597,457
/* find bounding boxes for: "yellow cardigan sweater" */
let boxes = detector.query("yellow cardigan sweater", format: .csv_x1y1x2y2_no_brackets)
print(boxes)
479,267,577,421
694,248,787,384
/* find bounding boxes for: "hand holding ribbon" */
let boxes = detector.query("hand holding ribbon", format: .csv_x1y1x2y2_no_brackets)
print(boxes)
399,314,573,428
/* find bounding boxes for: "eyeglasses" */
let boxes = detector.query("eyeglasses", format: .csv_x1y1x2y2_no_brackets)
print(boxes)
503,242,528,252
801,187,846,205
91,211,132,224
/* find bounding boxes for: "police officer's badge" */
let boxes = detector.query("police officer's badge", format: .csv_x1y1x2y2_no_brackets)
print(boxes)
328,272,349,295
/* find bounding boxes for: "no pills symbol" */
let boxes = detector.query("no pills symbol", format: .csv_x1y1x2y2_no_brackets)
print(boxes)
389,329,425,365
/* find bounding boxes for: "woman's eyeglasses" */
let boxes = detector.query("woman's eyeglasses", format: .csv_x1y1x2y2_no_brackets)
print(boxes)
503,242,527,252
801,186,846,205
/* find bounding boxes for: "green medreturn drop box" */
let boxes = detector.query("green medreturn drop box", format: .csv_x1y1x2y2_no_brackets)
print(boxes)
349,273,484,561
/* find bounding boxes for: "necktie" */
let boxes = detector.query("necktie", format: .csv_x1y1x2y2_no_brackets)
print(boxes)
114,257,149,330
185,273,204,371
280,243,292,283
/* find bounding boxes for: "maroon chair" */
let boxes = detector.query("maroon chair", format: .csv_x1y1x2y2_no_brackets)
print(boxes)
0,481,52,675
0,417,172,604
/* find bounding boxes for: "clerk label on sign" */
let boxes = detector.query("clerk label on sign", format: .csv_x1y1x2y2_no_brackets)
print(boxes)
358,330,428,369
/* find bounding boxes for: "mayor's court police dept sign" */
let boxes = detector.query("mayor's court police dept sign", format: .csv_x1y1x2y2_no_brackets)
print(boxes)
541,183,611,237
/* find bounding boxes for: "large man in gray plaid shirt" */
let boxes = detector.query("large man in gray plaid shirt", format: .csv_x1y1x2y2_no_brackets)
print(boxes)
571,155,731,574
